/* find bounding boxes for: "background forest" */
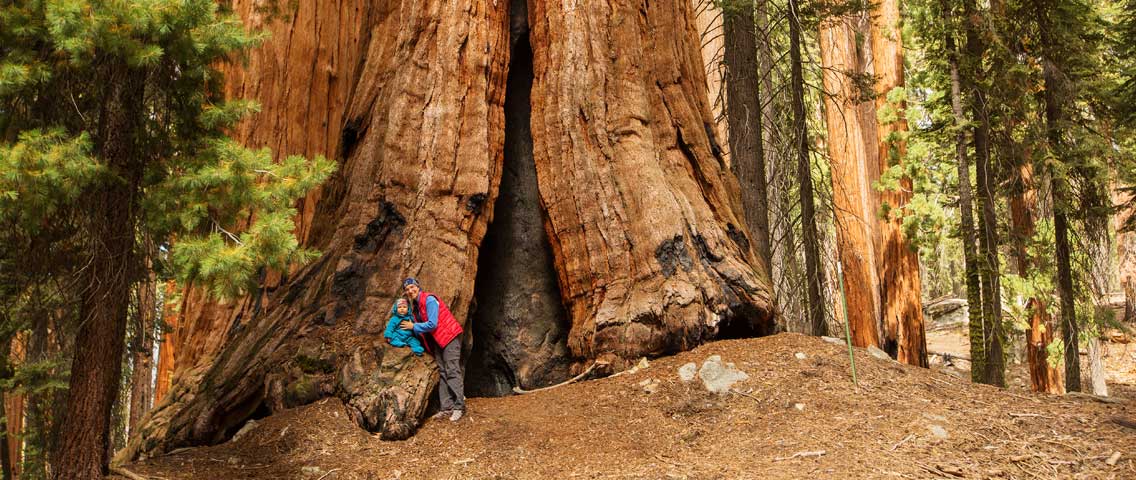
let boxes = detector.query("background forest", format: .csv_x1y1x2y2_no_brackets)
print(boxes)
1,0,1135,478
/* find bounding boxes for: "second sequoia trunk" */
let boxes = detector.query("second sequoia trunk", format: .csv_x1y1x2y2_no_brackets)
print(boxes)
124,0,773,460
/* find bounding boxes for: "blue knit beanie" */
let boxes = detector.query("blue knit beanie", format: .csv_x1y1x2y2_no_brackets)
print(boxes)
402,277,419,288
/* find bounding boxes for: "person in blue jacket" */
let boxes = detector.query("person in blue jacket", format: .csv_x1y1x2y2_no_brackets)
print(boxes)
384,298,424,355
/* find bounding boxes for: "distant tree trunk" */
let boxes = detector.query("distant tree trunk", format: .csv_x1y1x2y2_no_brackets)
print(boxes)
790,0,828,336
1010,163,1065,393
1054,200,1080,392
1116,196,1136,322
153,282,179,404
941,0,986,382
1084,186,1111,396
695,0,728,144
124,0,774,461
53,62,145,480
1034,0,1081,392
758,0,806,331
962,0,1004,387
724,0,772,269
818,12,878,344
1,339,12,480
870,0,927,367
129,251,158,435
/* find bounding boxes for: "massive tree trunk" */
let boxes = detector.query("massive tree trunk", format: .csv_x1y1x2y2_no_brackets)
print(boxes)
528,0,774,356
53,62,145,480
818,12,880,346
870,0,927,367
724,0,773,269
124,0,773,461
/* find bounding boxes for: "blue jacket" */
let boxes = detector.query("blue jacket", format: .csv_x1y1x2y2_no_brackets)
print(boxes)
383,303,419,347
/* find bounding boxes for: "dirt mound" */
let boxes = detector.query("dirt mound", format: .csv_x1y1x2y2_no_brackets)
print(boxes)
119,333,1135,479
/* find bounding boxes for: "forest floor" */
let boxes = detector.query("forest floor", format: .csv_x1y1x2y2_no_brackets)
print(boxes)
116,333,1135,480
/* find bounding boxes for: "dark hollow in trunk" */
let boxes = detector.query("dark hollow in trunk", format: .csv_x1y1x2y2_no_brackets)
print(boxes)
466,3,573,397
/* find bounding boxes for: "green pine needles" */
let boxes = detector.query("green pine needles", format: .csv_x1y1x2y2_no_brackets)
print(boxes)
0,0,335,299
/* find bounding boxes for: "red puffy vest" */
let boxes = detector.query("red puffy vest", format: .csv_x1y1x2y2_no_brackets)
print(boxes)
415,291,463,349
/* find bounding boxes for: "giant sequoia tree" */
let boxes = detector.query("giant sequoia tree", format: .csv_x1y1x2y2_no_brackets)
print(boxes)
123,0,774,459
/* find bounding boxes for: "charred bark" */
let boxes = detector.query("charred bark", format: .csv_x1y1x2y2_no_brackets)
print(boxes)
466,1,572,397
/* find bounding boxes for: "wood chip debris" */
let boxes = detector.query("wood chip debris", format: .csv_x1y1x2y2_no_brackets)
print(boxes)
773,450,826,461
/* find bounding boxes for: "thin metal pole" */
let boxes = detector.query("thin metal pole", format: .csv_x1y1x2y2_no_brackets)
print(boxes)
837,260,859,387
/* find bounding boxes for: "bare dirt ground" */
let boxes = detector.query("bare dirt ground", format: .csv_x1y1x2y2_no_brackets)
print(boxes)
117,333,1135,479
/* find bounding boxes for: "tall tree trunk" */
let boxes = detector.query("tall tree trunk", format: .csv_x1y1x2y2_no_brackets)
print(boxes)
870,0,927,367
962,0,1004,386
1034,0,1081,392
124,0,774,461
1010,163,1065,393
789,0,828,336
941,0,986,382
695,0,728,145
1084,186,1111,396
129,251,158,435
724,0,773,269
758,0,806,331
818,11,879,344
53,61,145,480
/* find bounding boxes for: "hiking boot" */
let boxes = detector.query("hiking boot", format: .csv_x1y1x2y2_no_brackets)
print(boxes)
449,409,464,422
430,410,452,420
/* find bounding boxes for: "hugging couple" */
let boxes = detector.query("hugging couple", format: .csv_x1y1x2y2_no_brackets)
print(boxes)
383,277,467,422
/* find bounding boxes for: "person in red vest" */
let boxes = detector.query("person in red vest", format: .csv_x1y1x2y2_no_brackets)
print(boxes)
398,277,466,421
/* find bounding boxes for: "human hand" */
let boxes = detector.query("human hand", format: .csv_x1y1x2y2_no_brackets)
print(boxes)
399,321,414,331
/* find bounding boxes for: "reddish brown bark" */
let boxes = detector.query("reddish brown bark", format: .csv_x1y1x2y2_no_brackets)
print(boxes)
3,335,24,480
529,0,773,362
819,13,882,347
153,282,179,404
53,61,146,480
1010,164,1064,394
870,0,927,366
125,0,772,461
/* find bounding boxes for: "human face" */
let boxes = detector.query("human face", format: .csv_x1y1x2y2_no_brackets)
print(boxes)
404,283,420,301
397,302,408,315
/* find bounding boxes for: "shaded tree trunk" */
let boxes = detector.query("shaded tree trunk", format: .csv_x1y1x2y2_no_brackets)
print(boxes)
941,0,986,382
870,0,927,367
818,12,879,345
1010,163,1065,393
129,252,158,435
789,0,828,336
1084,185,1111,396
124,0,773,461
724,0,772,269
1034,0,1080,392
53,61,146,480
962,0,1004,386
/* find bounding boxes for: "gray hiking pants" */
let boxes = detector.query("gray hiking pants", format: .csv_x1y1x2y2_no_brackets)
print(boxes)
431,337,465,411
